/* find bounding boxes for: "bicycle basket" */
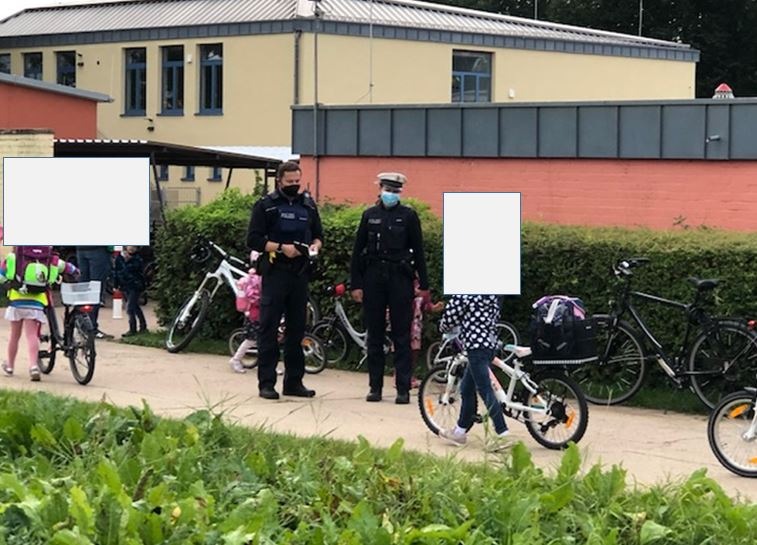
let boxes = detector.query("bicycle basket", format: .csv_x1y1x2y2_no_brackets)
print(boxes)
60,281,102,306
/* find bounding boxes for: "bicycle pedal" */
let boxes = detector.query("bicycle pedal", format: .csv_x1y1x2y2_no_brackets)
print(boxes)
39,335,50,343
38,351,50,358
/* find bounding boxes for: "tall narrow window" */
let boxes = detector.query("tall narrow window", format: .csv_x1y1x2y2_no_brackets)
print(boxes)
0,54,10,74
56,51,76,87
124,47,146,116
157,164,169,181
451,50,492,103
181,166,195,182
199,44,223,114
23,52,42,80
208,166,222,181
161,45,184,114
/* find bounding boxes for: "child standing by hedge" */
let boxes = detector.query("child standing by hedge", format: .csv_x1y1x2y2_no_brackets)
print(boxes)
0,247,79,381
230,251,262,374
114,246,147,337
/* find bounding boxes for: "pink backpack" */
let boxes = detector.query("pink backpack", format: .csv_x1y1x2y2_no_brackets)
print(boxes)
9,246,55,293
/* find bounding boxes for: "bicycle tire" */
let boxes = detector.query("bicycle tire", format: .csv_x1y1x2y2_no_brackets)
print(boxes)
311,320,349,364
418,363,470,435
165,290,211,353
228,327,259,369
524,371,589,450
306,297,320,331
689,320,757,409
707,390,757,478
67,314,96,385
569,315,646,405
303,334,327,374
495,321,520,364
37,322,57,374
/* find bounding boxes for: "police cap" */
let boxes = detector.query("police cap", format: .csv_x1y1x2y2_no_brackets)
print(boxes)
376,172,407,191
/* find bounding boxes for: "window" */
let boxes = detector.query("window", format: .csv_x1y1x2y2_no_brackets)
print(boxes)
0,54,10,74
124,47,146,115
451,50,492,103
23,52,42,80
181,166,195,181
157,164,169,181
199,44,223,114
208,166,222,181
56,51,76,87
161,45,184,114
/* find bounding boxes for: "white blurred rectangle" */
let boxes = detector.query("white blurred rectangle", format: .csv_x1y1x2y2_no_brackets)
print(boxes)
443,192,521,295
3,157,150,245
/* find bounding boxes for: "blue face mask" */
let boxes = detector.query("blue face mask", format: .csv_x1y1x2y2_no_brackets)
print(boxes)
381,190,400,207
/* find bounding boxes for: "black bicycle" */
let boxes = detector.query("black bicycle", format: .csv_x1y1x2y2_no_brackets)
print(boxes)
37,282,98,385
570,258,757,409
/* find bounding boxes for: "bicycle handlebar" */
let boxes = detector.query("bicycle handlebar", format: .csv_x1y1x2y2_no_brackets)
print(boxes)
613,257,650,278
191,239,249,268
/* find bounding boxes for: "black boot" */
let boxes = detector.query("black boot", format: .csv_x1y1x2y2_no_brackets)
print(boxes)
366,389,382,402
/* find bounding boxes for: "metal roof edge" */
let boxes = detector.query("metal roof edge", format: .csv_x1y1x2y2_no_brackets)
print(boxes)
0,72,113,102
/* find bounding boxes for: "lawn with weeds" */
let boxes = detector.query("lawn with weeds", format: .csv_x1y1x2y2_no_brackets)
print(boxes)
0,390,755,544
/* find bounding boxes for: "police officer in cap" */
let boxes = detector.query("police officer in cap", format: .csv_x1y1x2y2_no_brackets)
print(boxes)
350,172,429,404
247,161,323,400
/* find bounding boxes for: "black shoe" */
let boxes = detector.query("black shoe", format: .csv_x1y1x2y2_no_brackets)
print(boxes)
259,387,280,400
395,392,410,405
366,390,382,402
122,330,138,338
282,386,316,398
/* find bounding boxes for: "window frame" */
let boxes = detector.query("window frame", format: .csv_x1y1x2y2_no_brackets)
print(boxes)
23,52,43,80
0,53,10,74
181,166,195,182
207,166,223,182
157,164,169,181
198,43,223,115
56,50,76,87
451,50,493,103
160,45,184,116
124,47,147,116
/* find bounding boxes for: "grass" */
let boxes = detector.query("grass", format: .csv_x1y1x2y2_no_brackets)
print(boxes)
0,389,755,544
118,330,229,356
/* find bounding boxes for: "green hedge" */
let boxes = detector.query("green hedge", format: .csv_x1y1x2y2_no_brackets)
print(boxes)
154,191,757,354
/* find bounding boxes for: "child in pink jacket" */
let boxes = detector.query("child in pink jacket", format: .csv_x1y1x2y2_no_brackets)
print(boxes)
229,251,262,374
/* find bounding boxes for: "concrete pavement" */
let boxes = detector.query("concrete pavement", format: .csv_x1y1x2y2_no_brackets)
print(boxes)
1,302,755,502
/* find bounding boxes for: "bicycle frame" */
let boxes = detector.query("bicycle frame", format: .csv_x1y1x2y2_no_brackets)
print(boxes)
178,258,247,323
334,298,367,350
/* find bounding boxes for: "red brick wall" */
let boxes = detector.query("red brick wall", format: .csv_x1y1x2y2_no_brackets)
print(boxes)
0,83,98,138
299,157,757,231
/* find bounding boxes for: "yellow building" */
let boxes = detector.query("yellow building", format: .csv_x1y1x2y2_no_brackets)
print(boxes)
0,0,699,204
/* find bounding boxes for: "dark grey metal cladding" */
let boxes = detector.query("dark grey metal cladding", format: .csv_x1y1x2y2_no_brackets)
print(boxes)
291,108,325,156
500,108,537,157
358,109,391,156
538,107,578,157
730,104,757,159
661,105,705,158
462,108,498,157
428,109,462,156
325,109,358,155
392,109,426,156
292,100,757,161
578,106,618,157
618,106,661,158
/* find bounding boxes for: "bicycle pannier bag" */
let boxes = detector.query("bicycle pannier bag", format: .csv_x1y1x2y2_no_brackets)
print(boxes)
529,295,597,364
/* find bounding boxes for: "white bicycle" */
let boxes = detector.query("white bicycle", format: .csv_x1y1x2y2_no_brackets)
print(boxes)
708,385,757,477
425,320,521,370
418,333,589,450
311,281,393,369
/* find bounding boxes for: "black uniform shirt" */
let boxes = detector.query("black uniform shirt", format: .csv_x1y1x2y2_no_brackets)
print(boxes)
247,189,323,253
350,202,429,290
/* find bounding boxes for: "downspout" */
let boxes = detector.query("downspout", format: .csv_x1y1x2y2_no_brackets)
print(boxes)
293,29,301,105
150,152,166,224
313,2,321,201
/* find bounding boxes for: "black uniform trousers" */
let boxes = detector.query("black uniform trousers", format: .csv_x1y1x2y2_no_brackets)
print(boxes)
362,263,414,393
257,266,309,391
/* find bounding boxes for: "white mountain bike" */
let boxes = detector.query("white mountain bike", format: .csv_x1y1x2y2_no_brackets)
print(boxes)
165,240,319,353
708,383,757,477
419,332,589,450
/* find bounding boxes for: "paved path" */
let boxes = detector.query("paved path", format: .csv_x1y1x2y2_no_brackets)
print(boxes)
1,302,755,502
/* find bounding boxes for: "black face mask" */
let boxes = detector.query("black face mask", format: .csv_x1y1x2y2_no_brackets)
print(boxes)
281,184,300,197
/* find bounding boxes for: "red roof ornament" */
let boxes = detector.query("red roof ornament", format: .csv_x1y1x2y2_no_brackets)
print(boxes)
713,83,734,99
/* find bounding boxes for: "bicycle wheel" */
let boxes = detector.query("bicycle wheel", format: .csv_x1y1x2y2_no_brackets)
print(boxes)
707,390,757,477
165,290,211,353
302,334,327,374
306,297,320,331
37,321,57,374
418,363,469,435
67,314,96,385
524,371,589,450
495,321,520,363
569,315,646,405
311,320,349,365
425,339,458,371
689,321,757,409
228,327,259,369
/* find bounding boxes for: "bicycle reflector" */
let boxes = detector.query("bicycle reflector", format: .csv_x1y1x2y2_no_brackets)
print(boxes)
80,305,94,313
335,284,346,296
748,320,756,330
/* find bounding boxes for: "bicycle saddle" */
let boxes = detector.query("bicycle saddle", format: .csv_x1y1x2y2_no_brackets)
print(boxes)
687,277,719,291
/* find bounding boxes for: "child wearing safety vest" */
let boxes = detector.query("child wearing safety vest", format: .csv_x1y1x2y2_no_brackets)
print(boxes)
0,247,79,381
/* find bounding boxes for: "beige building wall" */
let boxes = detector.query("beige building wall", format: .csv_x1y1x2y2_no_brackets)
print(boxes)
0,129,54,258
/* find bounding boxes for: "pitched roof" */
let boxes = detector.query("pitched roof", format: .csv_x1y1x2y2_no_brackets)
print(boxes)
0,72,112,102
0,0,691,52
